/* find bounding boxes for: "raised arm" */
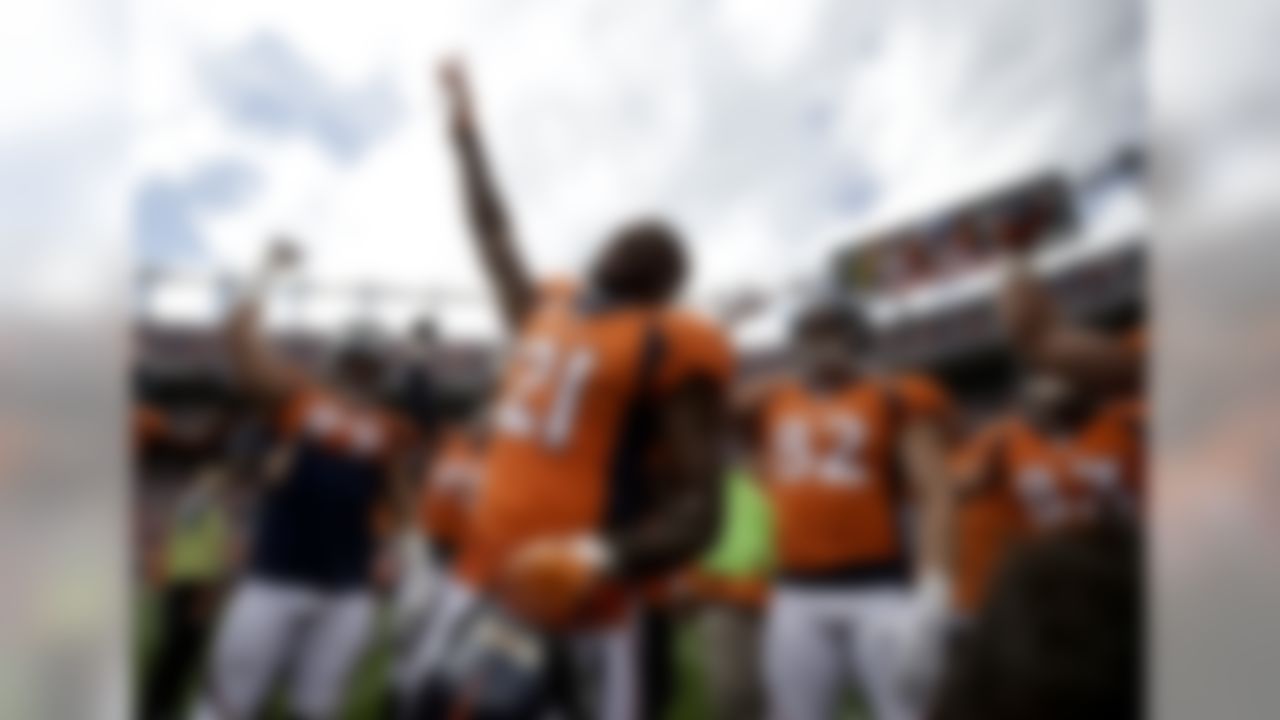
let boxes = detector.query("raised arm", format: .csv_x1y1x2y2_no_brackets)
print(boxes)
439,60,534,331
1000,264,1144,396
226,240,304,405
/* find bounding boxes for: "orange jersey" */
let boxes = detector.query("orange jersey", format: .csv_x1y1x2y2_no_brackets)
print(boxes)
759,374,949,577
953,403,1144,612
999,404,1144,532
460,282,734,594
950,427,1023,615
419,429,486,552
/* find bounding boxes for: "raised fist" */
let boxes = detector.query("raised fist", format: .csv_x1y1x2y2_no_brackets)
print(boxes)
998,263,1055,345
265,237,302,272
716,286,770,326
438,58,474,134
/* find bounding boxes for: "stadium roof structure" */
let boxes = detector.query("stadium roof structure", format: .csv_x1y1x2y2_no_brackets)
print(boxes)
866,221,1145,329
832,156,1148,329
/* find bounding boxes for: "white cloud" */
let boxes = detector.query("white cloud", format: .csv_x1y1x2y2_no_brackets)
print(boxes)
133,0,1142,346
827,0,1141,234
0,0,120,137
715,0,826,77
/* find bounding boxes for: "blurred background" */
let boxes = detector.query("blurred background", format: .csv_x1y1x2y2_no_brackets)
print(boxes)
130,3,1145,720
9,0,1280,718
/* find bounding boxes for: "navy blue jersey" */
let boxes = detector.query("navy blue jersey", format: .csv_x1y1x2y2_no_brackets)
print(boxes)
250,387,410,590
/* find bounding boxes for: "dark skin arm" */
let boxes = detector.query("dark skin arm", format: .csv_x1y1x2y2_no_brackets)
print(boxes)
1000,265,1143,396
226,241,304,407
606,377,726,577
439,60,535,331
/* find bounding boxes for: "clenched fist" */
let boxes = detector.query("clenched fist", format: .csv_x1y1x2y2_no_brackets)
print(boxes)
438,58,476,137
264,237,302,272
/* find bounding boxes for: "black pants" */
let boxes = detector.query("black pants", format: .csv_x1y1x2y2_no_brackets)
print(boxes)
142,581,220,720
640,607,674,720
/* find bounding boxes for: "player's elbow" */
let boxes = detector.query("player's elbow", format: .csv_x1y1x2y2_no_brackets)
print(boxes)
680,464,724,555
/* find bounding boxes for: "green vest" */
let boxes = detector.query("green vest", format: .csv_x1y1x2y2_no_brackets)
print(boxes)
165,498,229,582
698,467,774,579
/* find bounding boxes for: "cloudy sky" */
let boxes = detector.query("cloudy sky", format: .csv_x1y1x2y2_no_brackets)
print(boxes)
130,0,1142,342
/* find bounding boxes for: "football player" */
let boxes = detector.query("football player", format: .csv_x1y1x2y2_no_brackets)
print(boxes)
947,258,1146,606
405,61,733,720
949,264,1145,619
950,367,1144,615
190,242,419,720
739,300,955,720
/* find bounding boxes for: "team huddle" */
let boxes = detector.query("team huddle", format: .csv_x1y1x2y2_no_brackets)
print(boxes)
158,61,1144,720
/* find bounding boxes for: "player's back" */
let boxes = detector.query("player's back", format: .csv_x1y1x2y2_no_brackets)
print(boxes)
461,282,732,589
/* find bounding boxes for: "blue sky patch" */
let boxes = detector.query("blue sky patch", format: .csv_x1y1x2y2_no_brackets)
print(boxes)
134,158,261,264
200,31,404,164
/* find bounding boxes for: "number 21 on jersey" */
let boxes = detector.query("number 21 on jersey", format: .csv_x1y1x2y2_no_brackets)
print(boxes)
496,337,597,448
